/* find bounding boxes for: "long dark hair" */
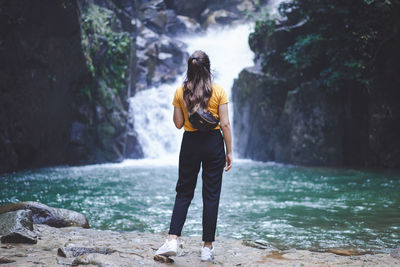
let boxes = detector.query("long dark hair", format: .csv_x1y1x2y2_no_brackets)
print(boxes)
183,50,212,115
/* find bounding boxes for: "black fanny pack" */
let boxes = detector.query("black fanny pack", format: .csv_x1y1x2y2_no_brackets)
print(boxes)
189,109,219,131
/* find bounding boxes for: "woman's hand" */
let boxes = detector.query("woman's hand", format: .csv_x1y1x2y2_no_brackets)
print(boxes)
225,153,232,172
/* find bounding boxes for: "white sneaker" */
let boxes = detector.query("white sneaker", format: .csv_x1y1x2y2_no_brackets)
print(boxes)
201,245,215,262
155,239,177,256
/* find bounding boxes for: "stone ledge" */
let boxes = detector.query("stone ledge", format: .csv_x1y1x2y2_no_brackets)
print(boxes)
0,224,398,266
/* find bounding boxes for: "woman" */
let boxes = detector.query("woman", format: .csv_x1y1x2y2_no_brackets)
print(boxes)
155,50,232,262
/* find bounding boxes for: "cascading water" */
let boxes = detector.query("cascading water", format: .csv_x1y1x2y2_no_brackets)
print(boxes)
129,24,254,159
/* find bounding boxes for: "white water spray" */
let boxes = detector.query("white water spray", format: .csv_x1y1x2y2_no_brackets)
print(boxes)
129,24,254,160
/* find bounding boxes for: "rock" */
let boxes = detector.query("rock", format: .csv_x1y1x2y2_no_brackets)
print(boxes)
0,210,37,244
141,6,167,34
275,82,344,166
233,65,349,166
56,257,74,265
72,253,132,267
232,66,288,161
242,239,271,250
390,248,400,259
69,122,89,146
202,9,240,28
139,0,166,12
0,257,16,264
0,202,89,228
176,15,202,34
328,248,364,256
135,27,188,88
165,0,209,20
154,254,174,263
58,247,116,258
0,0,88,174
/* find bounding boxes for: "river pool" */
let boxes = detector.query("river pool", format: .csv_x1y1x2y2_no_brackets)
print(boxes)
1,159,399,253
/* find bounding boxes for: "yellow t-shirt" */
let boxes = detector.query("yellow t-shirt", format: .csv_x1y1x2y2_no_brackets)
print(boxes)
172,84,229,131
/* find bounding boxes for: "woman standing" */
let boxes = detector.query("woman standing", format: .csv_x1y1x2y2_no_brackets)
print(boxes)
155,50,232,262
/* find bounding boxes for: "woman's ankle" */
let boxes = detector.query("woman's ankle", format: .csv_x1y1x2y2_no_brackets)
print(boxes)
203,242,212,248
168,234,178,241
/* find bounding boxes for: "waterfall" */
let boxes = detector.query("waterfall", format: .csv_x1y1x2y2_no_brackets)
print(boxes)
129,24,254,160
128,0,287,161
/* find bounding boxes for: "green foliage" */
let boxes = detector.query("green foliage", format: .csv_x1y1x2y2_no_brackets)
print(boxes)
79,4,131,103
250,0,400,92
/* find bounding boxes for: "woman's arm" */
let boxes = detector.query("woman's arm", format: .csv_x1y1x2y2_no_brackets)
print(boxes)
218,103,232,172
173,107,184,129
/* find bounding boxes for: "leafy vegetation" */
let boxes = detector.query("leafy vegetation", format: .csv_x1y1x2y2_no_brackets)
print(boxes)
79,4,131,105
249,0,400,92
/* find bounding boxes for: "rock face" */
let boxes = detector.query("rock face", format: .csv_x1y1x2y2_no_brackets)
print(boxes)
232,66,288,161
0,202,89,228
233,4,400,168
0,0,88,173
0,210,37,244
233,65,398,167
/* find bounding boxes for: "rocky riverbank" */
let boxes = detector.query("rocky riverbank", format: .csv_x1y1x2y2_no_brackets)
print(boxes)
0,224,399,266
0,202,399,266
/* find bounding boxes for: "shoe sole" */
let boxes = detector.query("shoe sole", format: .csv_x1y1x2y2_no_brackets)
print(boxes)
157,251,177,257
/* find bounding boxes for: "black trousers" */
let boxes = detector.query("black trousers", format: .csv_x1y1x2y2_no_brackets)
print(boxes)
168,130,226,242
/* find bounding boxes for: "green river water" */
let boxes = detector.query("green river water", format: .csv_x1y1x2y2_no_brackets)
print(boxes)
1,159,399,252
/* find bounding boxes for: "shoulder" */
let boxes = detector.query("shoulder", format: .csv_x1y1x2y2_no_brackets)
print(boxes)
174,86,184,97
212,84,226,95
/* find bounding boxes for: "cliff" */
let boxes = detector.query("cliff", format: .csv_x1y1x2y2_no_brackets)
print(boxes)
233,0,400,168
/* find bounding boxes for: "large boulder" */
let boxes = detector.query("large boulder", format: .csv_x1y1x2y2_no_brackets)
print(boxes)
201,9,241,28
0,202,89,228
0,210,37,244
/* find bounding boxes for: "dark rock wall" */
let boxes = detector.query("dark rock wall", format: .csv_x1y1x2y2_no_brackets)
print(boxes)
233,11,400,168
0,0,87,173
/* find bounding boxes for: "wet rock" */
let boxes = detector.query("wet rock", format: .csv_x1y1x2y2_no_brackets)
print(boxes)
232,66,288,161
141,6,167,34
69,122,89,146
202,9,240,28
165,0,208,20
0,202,89,228
0,210,37,244
242,239,271,250
58,246,116,258
135,26,188,89
391,248,400,259
176,15,202,34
